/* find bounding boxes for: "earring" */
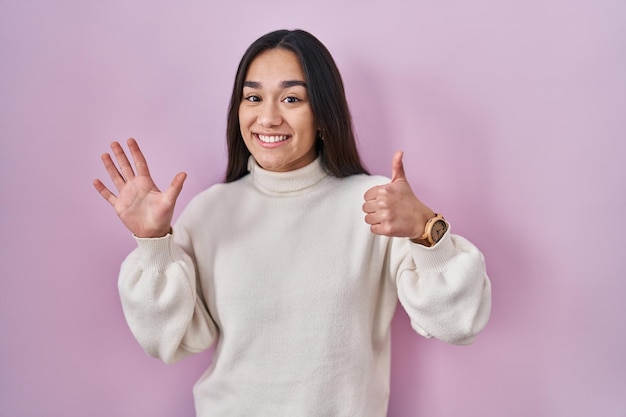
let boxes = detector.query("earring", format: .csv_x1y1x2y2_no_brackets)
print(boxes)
317,130,325,141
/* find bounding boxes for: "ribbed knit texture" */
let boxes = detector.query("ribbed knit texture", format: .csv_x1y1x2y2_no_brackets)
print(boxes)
118,156,491,417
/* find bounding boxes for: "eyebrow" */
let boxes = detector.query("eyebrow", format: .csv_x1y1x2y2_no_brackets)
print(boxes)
243,80,308,89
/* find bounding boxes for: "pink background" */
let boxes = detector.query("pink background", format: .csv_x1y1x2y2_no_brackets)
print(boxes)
1,1,624,416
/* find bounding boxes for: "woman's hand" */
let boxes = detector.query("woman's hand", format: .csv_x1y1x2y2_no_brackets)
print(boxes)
362,151,435,242
93,138,187,238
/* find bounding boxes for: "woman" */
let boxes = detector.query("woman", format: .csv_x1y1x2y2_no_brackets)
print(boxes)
93,29,491,417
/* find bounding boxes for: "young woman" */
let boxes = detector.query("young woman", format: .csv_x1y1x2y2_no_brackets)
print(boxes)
93,29,491,417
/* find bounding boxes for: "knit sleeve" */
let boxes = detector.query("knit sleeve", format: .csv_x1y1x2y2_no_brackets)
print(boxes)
395,231,492,345
118,234,218,364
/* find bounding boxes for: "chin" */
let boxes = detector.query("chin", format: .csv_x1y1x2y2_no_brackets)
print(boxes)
253,155,287,171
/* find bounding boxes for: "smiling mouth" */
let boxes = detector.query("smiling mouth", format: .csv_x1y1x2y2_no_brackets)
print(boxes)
256,134,289,144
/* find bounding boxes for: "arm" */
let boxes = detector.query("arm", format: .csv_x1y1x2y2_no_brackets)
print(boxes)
118,234,218,364
395,232,491,344
94,138,217,363
363,151,491,343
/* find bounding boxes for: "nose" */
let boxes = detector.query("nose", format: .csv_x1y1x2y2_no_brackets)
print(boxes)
257,101,282,127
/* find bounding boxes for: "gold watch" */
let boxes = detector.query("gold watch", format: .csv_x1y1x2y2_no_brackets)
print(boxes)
419,213,448,246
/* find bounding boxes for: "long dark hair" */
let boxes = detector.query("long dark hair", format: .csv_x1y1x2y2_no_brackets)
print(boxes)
224,29,369,182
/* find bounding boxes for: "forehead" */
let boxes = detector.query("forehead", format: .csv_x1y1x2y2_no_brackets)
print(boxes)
245,48,306,84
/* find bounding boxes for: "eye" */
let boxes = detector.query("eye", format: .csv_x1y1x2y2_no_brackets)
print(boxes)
244,94,261,102
283,96,300,104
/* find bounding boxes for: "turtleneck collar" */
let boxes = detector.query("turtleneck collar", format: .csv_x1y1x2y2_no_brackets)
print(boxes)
247,156,328,193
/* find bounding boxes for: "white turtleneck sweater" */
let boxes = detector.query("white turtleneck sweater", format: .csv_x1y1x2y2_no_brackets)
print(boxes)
118,157,491,417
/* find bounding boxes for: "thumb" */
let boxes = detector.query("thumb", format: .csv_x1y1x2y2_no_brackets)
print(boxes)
166,171,187,201
391,150,406,182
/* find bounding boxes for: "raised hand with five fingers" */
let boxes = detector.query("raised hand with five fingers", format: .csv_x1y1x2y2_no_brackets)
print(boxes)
362,151,437,245
93,138,187,238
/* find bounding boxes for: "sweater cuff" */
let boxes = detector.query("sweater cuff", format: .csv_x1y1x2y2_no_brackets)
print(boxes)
133,233,178,272
409,231,456,272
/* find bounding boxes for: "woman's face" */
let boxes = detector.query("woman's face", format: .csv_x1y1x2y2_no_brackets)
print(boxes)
239,48,318,172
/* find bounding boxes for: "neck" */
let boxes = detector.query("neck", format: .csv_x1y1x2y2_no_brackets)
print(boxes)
247,156,327,193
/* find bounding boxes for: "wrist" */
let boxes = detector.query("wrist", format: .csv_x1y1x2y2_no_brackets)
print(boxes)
134,227,172,239
409,211,435,244
411,213,448,246
410,236,433,247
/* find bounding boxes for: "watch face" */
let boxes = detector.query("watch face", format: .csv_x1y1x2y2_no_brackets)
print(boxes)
431,220,447,243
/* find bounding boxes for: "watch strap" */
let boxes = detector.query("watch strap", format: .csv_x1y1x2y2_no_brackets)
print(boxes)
419,213,447,245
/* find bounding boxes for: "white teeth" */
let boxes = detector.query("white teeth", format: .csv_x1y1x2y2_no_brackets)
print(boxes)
258,134,288,143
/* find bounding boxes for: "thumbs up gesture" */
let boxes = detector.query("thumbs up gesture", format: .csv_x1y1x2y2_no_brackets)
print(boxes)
362,151,435,242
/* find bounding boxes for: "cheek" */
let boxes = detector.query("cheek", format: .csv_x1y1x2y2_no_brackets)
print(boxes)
293,109,316,131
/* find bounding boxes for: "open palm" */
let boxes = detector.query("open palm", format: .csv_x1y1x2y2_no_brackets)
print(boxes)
93,138,187,238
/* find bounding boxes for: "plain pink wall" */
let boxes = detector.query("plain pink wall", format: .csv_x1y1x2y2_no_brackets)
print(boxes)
1,1,624,416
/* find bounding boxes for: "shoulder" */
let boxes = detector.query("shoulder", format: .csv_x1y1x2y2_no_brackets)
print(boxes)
313,174,390,209
179,177,250,219
329,173,390,194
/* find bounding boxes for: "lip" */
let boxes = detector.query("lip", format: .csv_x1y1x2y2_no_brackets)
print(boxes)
253,133,292,148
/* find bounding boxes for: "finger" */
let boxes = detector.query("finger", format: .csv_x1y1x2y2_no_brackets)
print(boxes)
363,185,383,201
101,152,127,193
369,223,392,237
363,212,380,226
111,140,136,181
362,200,378,214
92,179,117,207
164,172,188,202
391,150,406,182
127,138,151,177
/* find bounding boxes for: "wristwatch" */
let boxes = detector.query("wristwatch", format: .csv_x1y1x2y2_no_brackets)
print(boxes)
418,213,449,246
